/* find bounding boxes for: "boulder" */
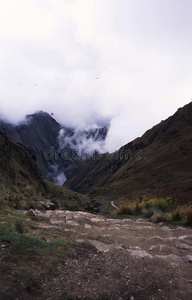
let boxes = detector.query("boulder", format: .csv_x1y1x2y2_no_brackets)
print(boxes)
176,243,190,250
41,200,56,210
185,255,192,262
28,209,36,216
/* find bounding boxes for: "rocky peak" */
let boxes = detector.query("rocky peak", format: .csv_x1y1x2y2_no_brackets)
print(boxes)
0,111,109,185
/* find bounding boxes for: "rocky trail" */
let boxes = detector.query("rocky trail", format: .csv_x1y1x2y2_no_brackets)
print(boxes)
26,209,192,300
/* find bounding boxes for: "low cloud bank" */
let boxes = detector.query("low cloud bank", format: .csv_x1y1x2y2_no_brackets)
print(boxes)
46,122,109,185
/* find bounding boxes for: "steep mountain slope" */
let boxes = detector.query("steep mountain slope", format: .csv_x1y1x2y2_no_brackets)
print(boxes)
0,112,62,183
0,129,49,207
0,112,108,185
65,102,192,203
0,129,95,211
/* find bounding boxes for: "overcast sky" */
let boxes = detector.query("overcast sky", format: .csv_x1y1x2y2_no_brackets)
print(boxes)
0,0,192,151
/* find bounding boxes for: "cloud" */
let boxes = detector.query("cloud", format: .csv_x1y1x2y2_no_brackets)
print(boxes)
47,163,67,185
44,123,109,185
1,0,192,151
57,125,108,157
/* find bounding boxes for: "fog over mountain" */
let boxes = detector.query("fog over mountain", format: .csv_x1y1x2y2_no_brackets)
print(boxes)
1,1,192,152
0,111,109,185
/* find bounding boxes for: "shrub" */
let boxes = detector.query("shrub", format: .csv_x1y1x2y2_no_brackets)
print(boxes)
164,212,173,222
182,206,192,225
143,197,177,212
50,198,60,209
141,206,162,218
117,200,144,216
165,197,177,207
150,211,165,223
65,203,79,211
148,198,167,211
132,200,142,215
116,205,133,215
141,207,152,218
172,208,182,221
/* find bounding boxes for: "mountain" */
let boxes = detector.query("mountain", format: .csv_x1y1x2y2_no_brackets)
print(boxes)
64,102,192,203
0,111,108,185
0,128,49,209
0,112,62,183
0,129,99,211
0,129,48,191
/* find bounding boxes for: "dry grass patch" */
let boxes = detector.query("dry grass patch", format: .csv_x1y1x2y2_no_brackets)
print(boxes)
116,200,142,216
171,208,182,221
116,204,133,215
182,206,192,225
132,200,142,215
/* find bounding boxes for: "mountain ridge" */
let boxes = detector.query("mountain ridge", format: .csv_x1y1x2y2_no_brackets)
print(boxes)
0,111,109,185
64,101,192,203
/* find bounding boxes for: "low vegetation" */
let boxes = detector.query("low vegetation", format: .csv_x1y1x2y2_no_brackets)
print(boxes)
116,197,192,226
0,208,89,299
182,206,192,225
0,177,91,213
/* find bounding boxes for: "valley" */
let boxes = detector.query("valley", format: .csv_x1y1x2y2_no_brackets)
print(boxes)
0,102,192,299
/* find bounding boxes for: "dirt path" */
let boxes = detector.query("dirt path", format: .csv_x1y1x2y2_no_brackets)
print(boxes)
35,210,192,300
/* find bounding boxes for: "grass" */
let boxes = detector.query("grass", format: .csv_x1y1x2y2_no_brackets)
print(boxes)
150,211,172,223
116,200,142,216
171,208,182,221
141,206,162,218
115,197,192,226
0,224,67,258
0,176,90,213
147,198,167,211
15,219,26,233
0,207,89,299
116,205,133,216
182,206,192,225
132,200,142,215
13,270,41,294
0,207,87,296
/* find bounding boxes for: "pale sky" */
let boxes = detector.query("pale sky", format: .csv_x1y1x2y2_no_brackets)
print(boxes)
0,0,192,151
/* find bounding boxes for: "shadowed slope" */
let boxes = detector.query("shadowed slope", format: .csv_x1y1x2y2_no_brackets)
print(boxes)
65,102,192,203
0,111,108,184
0,130,91,211
0,129,48,193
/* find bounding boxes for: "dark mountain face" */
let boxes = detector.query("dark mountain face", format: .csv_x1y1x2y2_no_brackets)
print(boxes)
0,129,97,212
0,129,48,193
64,102,192,203
0,111,108,185
0,112,62,184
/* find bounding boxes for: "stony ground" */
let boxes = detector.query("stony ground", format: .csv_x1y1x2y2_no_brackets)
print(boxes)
28,209,192,300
